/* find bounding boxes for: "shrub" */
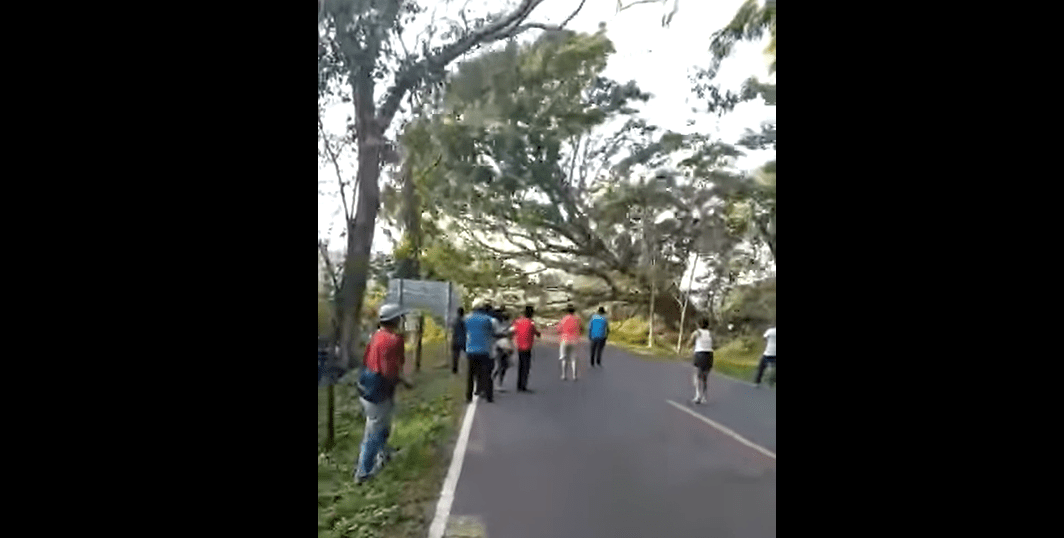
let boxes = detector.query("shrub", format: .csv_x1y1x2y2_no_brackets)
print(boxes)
613,317,649,346
421,315,447,343
714,335,763,365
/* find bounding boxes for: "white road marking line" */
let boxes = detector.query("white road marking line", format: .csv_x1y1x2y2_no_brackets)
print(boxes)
665,399,776,460
428,396,479,538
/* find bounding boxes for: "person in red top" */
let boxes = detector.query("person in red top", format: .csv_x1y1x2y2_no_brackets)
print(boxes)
511,305,541,392
354,303,413,484
557,304,582,381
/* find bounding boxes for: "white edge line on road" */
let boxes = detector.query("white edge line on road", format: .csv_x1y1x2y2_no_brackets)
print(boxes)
665,399,776,460
427,395,478,538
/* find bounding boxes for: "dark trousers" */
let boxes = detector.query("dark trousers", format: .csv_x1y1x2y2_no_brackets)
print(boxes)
755,355,776,384
589,338,606,366
451,344,464,374
466,353,493,402
494,351,511,384
517,350,532,390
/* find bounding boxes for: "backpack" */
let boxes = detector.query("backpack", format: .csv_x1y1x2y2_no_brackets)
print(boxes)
357,366,395,403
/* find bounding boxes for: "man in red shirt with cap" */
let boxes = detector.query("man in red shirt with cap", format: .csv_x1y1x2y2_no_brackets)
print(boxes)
354,303,414,484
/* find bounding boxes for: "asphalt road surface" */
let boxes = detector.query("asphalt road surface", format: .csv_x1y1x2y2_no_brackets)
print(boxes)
444,339,776,538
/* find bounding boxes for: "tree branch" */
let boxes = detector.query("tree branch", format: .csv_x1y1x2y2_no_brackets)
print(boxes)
319,113,353,223
509,0,587,33
318,240,342,293
617,0,665,13
377,0,587,129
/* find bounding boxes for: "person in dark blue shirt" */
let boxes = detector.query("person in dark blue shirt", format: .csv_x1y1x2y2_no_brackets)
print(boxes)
588,307,609,368
450,307,466,375
464,302,496,403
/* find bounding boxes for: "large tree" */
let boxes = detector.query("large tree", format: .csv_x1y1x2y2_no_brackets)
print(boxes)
318,0,588,369
406,29,659,294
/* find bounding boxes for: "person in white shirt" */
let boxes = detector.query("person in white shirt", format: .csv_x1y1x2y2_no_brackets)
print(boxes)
754,326,776,387
687,319,714,404
491,307,515,391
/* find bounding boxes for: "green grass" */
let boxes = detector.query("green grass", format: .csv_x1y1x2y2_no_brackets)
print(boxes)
318,342,467,538
611,334,772,387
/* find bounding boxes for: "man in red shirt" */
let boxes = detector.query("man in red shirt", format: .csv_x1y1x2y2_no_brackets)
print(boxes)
511,305,541,392
557,305,582,381
354,303,414,484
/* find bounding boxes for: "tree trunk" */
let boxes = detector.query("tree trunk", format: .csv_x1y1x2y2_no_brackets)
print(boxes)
415,313,424,372
643,207,654,348
648,277,655,348
761,220,776,262
337,102,383,370
676,252,699,353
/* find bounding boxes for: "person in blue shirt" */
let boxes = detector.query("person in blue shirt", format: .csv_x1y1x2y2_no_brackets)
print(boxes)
464,302,496,403
588,306,609,368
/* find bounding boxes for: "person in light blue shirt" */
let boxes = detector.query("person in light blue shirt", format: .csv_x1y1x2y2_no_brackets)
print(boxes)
464,303,496,403
588,306,609,368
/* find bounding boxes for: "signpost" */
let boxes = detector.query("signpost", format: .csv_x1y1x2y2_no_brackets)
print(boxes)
385,279,464,372
385,279,463,322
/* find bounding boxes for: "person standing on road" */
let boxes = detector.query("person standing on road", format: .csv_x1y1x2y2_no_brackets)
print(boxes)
688,319,714,404
491,307,515,391
354,304,414,484
557,305,582,381
450,307,466,375
588,306,609,368
464,302,496,403
754,325,776,387
511,305,541,392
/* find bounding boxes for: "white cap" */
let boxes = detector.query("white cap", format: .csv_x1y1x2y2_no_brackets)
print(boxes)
378,303,410,322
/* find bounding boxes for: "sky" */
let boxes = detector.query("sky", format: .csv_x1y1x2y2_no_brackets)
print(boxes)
318,0,775,268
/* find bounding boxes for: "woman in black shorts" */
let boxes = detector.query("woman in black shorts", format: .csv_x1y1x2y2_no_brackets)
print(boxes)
688,319,714,404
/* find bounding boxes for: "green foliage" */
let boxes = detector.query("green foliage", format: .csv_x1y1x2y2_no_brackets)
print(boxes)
716,335,761,359
404,30,654,291
420,238,526,301
420,315,446,343
691,0,775,115
708,0,776,79
722,278,775,332
613,316,650,346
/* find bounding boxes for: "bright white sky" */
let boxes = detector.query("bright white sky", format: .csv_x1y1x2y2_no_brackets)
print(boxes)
318,0,775,271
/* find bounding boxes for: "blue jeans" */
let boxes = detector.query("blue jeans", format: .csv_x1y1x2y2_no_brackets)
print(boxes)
755,355,776,384
355,396,394,480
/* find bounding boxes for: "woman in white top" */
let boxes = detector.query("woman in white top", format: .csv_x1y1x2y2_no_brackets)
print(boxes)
491,308,515,390
687,319,714,404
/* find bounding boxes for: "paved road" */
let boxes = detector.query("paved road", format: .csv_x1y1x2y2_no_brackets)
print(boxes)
445,339,776,538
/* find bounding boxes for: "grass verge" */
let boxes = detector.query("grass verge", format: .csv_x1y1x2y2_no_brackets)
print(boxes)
610,336,771,386
318,342,467,538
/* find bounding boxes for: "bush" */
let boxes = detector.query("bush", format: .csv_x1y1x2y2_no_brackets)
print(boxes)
714,335,763,365
722,278,775,332
613,317,649,346
421,315,447,343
